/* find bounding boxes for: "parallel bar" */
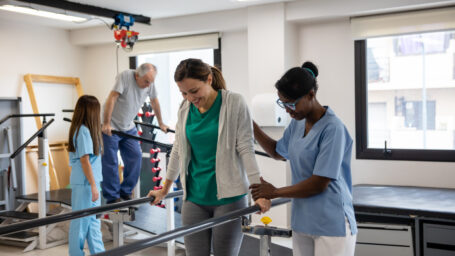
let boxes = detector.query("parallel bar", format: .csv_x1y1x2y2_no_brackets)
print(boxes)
254,150,271,158
111,130,173,152
10,118,54,159
134,121,176,133
0,190,183,236
131,123,272,158
0,113,55,125
63,118,174,152
94,198,291,256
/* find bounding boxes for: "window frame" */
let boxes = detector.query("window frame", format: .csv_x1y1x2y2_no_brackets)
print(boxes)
354,40,455,162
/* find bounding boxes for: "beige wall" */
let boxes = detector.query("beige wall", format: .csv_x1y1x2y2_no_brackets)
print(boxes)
298,19,455,188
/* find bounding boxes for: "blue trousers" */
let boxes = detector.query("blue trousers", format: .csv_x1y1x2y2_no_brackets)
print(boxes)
69,184,105,256
101,127,142,202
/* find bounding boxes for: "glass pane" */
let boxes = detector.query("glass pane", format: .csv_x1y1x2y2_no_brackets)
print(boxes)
366,30,455,150
137,49,214,143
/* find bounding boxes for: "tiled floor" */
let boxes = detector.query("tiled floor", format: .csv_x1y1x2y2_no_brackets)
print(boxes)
0,236,291,256
0,240,186,256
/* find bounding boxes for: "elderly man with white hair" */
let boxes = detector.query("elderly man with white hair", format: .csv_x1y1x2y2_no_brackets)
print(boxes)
101,63,169,204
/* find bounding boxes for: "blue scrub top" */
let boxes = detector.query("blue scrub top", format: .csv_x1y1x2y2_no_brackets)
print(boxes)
69,125,102,185
276,107,357,236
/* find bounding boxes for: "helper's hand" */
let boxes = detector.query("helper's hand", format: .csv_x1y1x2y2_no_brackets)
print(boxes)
102,123,112,136
159,123,170,133
91,185,99,202
250,177,277,200
254,198,271,214
147,188,167,205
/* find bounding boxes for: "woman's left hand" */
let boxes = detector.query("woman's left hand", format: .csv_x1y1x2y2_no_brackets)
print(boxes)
250,177,277,200
254,198,271,213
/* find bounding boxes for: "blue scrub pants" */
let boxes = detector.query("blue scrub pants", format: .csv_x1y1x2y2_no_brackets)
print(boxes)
69,184,104,256
101,127,142,202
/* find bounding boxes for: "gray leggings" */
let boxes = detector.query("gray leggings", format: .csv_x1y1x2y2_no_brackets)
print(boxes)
181,197,248,256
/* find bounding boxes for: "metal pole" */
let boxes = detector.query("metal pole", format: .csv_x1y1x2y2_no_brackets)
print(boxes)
37,119,49,249
0,190,183,236
259,235,271,256
94,198,291,256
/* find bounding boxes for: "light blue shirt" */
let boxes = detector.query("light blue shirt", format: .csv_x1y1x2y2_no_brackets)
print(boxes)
69,125,102,185
276,107,357,236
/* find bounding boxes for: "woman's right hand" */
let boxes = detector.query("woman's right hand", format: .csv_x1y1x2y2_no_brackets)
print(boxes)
147,189,167,205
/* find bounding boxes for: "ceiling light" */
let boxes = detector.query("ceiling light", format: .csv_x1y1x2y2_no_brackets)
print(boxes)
0,4,87,22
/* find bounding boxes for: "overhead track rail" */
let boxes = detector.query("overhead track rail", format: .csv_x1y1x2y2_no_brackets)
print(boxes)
12,0,151,25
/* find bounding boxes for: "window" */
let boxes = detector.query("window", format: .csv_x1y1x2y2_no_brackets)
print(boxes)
355,29,455,161
130,39,221,144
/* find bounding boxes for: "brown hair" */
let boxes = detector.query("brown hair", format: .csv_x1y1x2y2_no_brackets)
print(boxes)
174,58,226,90
68,95,103,155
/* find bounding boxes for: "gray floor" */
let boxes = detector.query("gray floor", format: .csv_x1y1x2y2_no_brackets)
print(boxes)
0,241,186,256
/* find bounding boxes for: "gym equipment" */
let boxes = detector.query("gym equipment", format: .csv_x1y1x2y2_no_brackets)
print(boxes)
0,190,182,236
0,113,55,250
112,14,139,50
354,185,455,256
135,120,176,133
242,216,292,256
94,198,291,256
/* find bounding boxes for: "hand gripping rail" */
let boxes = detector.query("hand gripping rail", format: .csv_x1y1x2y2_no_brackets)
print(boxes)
0,190,183,236
94,198,291,256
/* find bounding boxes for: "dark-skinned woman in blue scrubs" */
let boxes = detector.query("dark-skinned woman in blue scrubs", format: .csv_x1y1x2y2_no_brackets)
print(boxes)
250,61,357,256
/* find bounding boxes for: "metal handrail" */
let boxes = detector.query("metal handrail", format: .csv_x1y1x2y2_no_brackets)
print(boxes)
111,130,173,152
10,118,55,159
134,120,176,133
0,113,55,125
0,190,183,236
94,198,291,256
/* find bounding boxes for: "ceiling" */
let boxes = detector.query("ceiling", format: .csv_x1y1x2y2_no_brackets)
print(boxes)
0,0,292,29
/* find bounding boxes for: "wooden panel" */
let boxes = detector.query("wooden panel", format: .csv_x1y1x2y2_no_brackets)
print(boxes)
23,74,84,191
29,75,79,85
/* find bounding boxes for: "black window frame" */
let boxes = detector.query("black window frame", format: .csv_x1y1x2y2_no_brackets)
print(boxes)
355,40,455,162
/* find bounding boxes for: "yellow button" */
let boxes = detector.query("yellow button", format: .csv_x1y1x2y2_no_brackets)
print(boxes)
261,216,272,225
42,163,47,166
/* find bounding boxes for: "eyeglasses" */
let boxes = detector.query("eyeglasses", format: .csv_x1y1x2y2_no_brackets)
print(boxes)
276,96,303,111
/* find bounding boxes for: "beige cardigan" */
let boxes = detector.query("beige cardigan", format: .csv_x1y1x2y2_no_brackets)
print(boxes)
166,90,261,200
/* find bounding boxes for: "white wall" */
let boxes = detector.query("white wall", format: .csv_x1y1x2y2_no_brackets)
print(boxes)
81,43,128,104
0,18,84,98
0,17,85,142
299,19,455,188
221,30,250,102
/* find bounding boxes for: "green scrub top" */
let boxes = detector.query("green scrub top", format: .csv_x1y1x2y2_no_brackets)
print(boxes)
185,91,245,205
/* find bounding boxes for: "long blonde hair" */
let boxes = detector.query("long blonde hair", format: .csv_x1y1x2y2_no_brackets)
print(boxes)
68,95,103,155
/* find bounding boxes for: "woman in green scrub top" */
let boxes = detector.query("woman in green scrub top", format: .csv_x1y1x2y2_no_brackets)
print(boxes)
148,58,271,256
